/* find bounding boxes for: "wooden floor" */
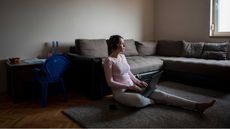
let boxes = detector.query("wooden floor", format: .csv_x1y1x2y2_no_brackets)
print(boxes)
0,92,93,128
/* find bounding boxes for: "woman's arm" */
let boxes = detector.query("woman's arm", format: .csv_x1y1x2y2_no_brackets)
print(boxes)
129,72,148,87
120,54,142,85
103,58,130,89
128,71,142,85
121,54,147,87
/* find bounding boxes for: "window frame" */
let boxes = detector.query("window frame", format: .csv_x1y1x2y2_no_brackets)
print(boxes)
210,0,230,37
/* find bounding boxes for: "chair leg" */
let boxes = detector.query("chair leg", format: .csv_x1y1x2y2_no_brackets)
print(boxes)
41,83,48,107
60,79,68,101
32,79,37,102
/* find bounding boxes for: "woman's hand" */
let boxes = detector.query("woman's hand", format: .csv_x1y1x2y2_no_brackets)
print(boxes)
139,81,148,88
128,84,144,93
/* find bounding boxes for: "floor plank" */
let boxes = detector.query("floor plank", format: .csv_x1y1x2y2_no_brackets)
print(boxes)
0,92,93,128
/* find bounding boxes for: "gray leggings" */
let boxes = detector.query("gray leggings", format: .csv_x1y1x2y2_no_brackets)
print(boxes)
113,89,196,109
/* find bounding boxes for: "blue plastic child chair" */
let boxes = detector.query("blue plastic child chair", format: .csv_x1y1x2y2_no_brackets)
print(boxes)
33,54,70,107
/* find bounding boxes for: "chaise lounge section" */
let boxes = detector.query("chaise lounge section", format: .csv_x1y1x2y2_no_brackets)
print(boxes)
157,40,230,88
67,39,230,99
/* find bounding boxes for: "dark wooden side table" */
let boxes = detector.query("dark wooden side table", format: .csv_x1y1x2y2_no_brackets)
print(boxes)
5,60,44,102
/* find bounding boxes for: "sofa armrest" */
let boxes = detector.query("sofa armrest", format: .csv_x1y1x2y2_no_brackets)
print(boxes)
67,52,102,77
67,52,110,99
68,52,101,63
68,52,102,73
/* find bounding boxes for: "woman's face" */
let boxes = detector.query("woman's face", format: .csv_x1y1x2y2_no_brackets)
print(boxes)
117,38,125,53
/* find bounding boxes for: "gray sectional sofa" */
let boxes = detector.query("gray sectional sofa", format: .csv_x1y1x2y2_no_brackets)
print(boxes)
67,39,230,99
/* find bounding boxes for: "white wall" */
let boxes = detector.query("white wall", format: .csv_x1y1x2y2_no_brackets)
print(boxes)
0,0,154,93
0,0,154,59
154,0,230,42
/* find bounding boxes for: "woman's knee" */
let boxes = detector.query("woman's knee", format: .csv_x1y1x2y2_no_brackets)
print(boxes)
151,90,168,98
150,90,169,104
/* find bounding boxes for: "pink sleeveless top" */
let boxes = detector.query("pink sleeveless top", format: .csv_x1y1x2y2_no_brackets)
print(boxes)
103,54,140,92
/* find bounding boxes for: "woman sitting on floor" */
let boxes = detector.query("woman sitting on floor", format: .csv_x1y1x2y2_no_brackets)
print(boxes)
103,35,216,113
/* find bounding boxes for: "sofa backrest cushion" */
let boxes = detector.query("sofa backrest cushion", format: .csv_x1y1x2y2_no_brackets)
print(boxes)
156,40,183,57
182,40,204,58
75,39,108,58
201,42,228,60
106,39,112,55
136,41,157,56
228,42,230,60
123,39,139,56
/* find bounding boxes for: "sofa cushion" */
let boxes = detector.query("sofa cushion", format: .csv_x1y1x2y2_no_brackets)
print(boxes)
75,39,108,58
124,39,139,56
160,56,230,79
227,42,230,60
182,40,204,58
201,42,228,60
156,40,183,57
106,39,112,55
136,41,157,56
126,56,163,74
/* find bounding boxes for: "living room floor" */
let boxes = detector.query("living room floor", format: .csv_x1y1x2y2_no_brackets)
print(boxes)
0,91,92,128
0,81,229,128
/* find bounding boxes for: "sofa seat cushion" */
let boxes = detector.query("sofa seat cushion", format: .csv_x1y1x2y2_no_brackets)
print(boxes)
126,56,163,74
160,56,230,79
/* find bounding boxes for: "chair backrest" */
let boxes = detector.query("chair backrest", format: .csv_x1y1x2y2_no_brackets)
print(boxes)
43,54,70,81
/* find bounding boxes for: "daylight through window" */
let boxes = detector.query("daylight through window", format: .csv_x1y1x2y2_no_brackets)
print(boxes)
210,0,230,37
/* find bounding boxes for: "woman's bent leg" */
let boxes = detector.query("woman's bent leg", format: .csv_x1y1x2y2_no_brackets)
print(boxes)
113,92,154,108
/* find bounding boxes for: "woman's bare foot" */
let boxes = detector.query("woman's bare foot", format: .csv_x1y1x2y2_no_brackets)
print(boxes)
195,100,216,113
